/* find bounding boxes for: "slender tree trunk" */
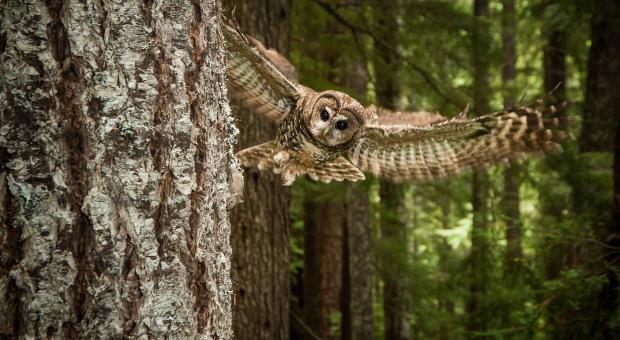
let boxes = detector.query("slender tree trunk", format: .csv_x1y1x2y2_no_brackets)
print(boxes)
372,3,411,339
467,0,492,337
584,0,620,337
543,30,567,106
0,1,237,338
303,196,344,340
222,1,292,339
380,184,410,340
500,1,525,335
501,0,523,282
541,12,570,283
437,201,456,340
580,0,620,153
342,49,373,340
343,183,374,340
540,15,576,340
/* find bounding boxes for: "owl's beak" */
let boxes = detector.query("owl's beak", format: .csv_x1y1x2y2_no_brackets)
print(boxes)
323,125,332,137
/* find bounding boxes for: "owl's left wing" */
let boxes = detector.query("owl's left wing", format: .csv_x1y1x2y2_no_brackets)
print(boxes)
224,25,301,122
348,105,566,181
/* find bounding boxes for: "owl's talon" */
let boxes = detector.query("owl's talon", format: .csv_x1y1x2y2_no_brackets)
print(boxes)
281,165,298,186
273,151,290,168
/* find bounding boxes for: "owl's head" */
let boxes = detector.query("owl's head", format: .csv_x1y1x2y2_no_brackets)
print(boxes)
304,91,365,147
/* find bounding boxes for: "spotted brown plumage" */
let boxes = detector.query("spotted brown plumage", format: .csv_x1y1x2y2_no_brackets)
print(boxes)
225,24,568,186
349,104,567,182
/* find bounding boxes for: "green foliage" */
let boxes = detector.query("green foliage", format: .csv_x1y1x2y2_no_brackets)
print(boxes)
288,0,616,338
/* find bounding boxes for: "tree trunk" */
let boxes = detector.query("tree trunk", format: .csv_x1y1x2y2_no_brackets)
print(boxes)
0,1,237,338
467,0,492,337
500,1,525,334
437,201,456,340
379,183,410,340
585,0,620,337
543,30,567,106
373,3,411,339
222,1,292,339
343,183,374,340
341,46,373,340
501,0,523,282
540,14,576,340
580,0,620,152
303,195,344,340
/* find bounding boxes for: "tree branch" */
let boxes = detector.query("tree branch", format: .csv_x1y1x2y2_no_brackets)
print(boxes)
310,0,468,109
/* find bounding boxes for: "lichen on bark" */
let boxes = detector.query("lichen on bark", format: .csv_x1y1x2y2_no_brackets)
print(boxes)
0,0,239,338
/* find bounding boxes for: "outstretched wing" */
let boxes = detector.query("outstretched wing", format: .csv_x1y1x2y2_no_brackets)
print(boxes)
363,105,449,127
224,25,301,122
299,157,366,184
348,104,567,181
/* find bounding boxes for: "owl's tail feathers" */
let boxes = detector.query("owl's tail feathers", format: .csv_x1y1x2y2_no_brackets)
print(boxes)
235,141,277,170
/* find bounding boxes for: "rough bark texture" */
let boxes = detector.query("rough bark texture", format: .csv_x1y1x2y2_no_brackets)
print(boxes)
0,0,238,338
374,4,410,338
580,0,620,152
501,0,523,281
467,0,492,337
222,1,292,339
303,196,344,340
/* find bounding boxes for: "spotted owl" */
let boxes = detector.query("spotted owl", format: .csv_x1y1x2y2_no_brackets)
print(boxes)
225,25,567,186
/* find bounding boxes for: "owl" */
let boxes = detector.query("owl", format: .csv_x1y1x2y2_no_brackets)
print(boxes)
225,25,567,186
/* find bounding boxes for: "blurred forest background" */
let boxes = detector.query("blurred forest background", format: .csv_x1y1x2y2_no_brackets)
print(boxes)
224,0,620,339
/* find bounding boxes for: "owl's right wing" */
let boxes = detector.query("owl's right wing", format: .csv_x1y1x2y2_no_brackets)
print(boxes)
224,25,301,122
348,104,567,181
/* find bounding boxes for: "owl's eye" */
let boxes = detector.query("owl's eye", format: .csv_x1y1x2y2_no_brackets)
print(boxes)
320,108,330,121
335,120,348,130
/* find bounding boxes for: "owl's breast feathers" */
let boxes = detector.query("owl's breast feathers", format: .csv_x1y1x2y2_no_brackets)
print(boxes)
276,102,344,163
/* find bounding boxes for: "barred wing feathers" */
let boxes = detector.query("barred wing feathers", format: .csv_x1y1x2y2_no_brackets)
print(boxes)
349,105,567,181
224,25,300,122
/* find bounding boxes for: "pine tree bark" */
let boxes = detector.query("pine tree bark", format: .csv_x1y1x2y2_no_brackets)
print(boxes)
467,0,492,337
222,1,292,339
0,0,237,338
